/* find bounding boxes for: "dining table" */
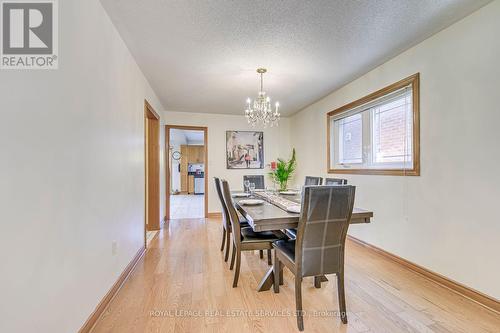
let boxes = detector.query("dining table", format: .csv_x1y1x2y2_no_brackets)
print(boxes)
232,190,373,292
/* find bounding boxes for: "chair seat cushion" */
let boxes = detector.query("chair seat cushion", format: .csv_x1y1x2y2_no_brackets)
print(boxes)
273,239,296,262
226,217,249,231
240,216,249,227
241,227,284,243
238,214,249,227
285,228,297,239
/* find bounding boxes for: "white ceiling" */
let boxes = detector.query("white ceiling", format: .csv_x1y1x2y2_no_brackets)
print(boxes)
184,130,204,144
101,0,490,116
170,128,204,144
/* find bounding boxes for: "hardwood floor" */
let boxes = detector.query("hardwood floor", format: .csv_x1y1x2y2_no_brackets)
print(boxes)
91,218,500,333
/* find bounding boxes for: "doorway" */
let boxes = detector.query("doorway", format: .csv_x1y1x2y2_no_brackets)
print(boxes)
166,125,208,220
144,101,161,247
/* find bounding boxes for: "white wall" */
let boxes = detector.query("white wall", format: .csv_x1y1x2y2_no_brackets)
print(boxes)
163,111,292,213
0,1,164,332
290,0,500,299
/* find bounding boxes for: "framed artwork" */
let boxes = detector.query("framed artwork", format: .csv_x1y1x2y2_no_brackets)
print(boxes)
226,131,264,169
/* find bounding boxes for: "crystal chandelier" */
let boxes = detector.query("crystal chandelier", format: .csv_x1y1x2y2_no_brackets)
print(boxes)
245,68,280,127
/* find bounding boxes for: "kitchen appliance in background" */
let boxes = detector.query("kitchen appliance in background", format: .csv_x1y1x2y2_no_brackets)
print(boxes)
194,176,204,194
188,163,204,194
188,163,204,173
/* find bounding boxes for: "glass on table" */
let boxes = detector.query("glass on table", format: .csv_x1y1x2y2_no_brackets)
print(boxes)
265,186,276,194
249,183,256,197
244,180,250,193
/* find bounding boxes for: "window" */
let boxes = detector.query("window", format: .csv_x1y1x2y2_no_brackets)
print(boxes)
337,113,363,164
327,74,420,175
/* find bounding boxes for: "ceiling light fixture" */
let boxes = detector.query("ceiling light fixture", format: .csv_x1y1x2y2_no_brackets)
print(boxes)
244,68,280,127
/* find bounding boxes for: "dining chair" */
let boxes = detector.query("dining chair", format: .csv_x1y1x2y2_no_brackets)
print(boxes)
325,178,348,185
214,177,249,262
304,176,323,186
285,177,324,239
243,175,265,190
272,185,356,331
220,179,287,287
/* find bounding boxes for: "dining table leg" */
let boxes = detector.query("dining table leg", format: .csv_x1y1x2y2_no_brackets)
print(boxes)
313,275,329,288
257,267,275,291
257,264,284,292
259,266,328,290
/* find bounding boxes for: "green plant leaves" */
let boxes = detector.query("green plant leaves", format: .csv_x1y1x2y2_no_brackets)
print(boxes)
269,148,296,187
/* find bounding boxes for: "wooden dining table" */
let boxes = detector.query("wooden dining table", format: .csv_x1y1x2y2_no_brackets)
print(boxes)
232,190,373,292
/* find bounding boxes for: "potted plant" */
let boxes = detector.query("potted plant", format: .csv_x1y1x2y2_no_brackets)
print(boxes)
269,148,296,191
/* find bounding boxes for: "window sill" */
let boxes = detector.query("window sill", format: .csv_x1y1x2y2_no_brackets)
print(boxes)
327,168,420,176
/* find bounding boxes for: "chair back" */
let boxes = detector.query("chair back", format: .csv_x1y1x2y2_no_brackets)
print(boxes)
304,176,323,186
220,179,243,245
243,175,265,189
325,178,347,185
214,177,231,231
295,185,355,277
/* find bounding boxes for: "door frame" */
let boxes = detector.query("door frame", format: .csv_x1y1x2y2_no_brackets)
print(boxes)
144,100,161,247
165,125,208,219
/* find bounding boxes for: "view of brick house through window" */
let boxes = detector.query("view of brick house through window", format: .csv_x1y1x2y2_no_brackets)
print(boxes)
339,113,362,164
373,96,413,164
330,84,414,171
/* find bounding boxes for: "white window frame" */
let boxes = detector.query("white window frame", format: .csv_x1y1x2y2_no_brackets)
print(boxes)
327,74,420,176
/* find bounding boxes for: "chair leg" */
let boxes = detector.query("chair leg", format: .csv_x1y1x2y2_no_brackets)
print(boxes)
279,263,284,285
220,228,226,251
273,252,280,293
337,271,348,324
314,276,322,288
229,244,236,270
267,249,272,265
259,250,263,259
232,249,242,288
224,229,231,262
295,277,304,331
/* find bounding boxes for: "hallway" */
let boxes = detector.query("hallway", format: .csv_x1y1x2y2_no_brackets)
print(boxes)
170,195,205,219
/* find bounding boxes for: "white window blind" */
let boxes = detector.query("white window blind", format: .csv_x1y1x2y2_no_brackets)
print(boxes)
330,85,413,171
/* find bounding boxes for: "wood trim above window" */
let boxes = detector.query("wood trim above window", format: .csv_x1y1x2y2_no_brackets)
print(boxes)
327,73,420,176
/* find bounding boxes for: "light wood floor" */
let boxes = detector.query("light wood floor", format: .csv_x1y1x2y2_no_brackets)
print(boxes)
92,218,500,333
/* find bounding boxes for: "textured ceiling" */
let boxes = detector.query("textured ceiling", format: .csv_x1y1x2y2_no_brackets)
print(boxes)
101,0,490,116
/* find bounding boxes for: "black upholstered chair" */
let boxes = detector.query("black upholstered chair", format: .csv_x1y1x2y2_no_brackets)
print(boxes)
243,175,265,190
214,177,249,262
273,185,356,331
325,178,348,185
304,176,323,186
286,177,324,239
220,179,286,287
